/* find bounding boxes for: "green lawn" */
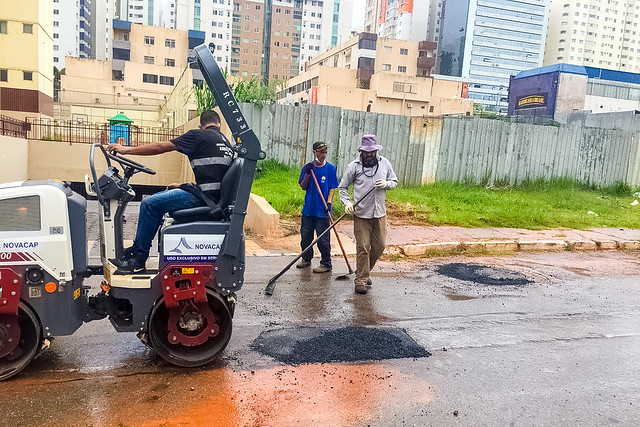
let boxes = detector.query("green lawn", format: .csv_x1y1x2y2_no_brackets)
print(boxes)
251,160,640,230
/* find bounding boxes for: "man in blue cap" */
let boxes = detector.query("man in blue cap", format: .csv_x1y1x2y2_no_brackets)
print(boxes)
338,134,398,294
297,141,339,273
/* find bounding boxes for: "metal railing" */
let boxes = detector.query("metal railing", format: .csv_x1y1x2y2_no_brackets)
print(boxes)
0,115,29,138
25,119,184,145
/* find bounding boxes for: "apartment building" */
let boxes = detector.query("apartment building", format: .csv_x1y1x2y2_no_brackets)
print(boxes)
364,0,438,43
53,0,92,69
437,0,548,112
91,0,115,60
60,21,204,126
0,0,54,119
277,33,472,117
122,0,177,28
544,0,640,73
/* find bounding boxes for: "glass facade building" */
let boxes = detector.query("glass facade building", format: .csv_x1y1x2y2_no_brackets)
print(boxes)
437,0,548,112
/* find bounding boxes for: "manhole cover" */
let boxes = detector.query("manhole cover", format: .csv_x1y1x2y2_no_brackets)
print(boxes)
252,326,430,365
436,263,532,286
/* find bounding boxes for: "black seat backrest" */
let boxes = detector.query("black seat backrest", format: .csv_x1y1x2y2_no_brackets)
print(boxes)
218,157,244,212
169,157,244,223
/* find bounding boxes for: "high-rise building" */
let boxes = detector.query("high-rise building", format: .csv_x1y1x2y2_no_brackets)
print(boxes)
0,0,54,118
437,0,548,111
91,0,114,60
173,0,232,73
376,0,429,41
123,0,178,28
364,0,436,42
544,0,640,73
53,0,92,69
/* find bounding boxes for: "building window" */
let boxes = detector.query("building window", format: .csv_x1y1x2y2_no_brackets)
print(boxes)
165,58,175,67
393,81,404,92
0,21,7,34
165,38,175,47
54,21,59,27
53,33,59,39
398,65,407,73
382,64,391,71
23,23,33,34
144,56,154,64
400,48,408,55
143,73,158,83
23,71,33,81
144,36,155,45
159,76,175,85
0,69,7,82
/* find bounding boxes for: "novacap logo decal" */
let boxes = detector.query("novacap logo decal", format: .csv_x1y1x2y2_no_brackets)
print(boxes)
163,234,225,262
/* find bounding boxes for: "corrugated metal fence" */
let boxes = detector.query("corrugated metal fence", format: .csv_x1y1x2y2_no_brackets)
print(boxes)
240,103,640,187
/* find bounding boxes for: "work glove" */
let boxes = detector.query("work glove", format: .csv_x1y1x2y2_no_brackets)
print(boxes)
325,203,332,216
304,162,314,174
344,202,354,215
375,179,388,189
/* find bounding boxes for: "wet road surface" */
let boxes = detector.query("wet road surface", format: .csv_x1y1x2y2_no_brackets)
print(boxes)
2,251,640,426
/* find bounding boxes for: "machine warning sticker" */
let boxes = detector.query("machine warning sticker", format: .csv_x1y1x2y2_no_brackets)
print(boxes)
182,267,195,275
163,234,225,263
74,287,81,300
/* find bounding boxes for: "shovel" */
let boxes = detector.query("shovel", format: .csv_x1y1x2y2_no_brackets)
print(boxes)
264,186,376,296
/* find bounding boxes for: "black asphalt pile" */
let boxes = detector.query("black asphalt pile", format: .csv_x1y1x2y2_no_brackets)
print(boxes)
252,326,430,365
437,263,532,286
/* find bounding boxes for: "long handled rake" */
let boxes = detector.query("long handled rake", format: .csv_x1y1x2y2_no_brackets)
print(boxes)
264,186,376,296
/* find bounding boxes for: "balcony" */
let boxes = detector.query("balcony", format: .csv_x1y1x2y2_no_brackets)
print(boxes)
418,41,437,51
112,39,131,51
417,56,435,69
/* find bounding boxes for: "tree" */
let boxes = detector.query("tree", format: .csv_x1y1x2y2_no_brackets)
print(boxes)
193,70,286,113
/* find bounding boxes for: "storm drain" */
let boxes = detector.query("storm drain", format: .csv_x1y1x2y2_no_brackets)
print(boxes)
437,263,532,286
251,326,430,365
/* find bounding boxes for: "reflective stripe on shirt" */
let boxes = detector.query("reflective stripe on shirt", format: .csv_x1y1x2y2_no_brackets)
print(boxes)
199,182,222,191
191,156,233,167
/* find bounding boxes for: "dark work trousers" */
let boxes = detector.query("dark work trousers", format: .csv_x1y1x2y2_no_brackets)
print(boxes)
300,215,332,267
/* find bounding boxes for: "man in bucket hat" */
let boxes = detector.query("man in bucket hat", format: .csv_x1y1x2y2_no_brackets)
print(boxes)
297,141,339,273
338,134,398,294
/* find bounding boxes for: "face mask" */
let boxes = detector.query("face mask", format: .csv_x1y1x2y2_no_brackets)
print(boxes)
361,152,378,168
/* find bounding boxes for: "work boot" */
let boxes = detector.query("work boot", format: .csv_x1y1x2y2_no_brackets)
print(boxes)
296,260,311,268
355,283,367,294
110,254,146,274
312,265,331,273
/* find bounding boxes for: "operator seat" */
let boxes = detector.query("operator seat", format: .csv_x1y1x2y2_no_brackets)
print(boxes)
169,158,244,224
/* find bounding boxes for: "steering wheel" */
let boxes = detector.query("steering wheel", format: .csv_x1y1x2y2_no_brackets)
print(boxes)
98,144,156,175
89,143,156,207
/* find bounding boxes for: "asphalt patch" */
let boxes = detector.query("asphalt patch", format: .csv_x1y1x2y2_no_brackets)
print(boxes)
252,326,430,365
437,263,532,286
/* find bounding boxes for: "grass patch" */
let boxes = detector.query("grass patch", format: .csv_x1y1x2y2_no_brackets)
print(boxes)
251,161,640,230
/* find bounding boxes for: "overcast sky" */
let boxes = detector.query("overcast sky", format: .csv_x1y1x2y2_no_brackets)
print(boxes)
351,0,365,31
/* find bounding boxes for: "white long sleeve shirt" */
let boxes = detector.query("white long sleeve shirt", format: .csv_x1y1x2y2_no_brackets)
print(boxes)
338,155,398,219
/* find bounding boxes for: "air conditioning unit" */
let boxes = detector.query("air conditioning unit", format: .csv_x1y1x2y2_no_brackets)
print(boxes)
407,102,413,108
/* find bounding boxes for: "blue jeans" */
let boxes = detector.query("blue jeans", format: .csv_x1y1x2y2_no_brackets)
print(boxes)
130,188,204,259
300,215,331,267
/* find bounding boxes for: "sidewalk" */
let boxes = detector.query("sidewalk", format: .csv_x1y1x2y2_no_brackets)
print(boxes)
246,220,640,257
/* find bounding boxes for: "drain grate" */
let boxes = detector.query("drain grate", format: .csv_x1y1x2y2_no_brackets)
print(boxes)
437,263,532,286
252,326,430,365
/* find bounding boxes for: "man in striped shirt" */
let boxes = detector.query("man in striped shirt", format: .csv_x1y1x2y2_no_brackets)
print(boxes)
107,110,234,272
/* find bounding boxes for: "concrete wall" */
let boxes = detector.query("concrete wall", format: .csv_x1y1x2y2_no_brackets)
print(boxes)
0,135,29,182
26,139,185,185
556,73,588,114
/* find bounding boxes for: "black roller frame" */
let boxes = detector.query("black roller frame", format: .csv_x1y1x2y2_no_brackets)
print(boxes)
194,44,264,294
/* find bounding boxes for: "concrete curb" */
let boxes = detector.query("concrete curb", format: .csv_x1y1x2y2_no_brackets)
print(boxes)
395,238,640,257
